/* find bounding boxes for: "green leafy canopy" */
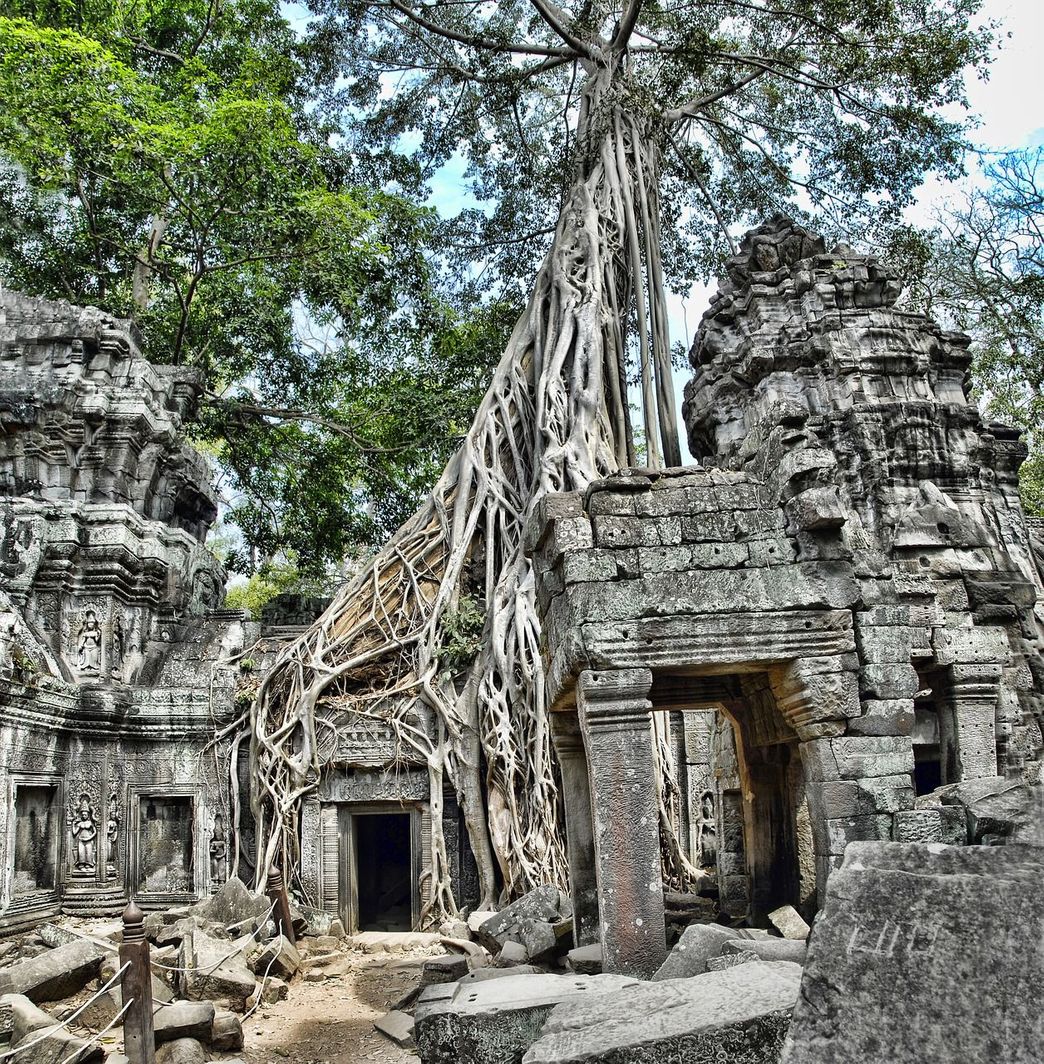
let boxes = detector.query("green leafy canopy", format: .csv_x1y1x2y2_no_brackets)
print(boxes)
0,0,511,574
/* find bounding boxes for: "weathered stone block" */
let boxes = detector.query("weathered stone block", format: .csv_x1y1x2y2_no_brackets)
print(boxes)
593,516,681,548
813,814,893,856
801,736,914,782
723,938,807,964
782,842,1044,1064
651,923,736,980
846,699,914,736
474,886,565,953
768,905,811,941
0,939,107,1003
415,973,638,1064
858,663,919,700
524,961,802,1064
179,930,255,1007
154,1001,216,1045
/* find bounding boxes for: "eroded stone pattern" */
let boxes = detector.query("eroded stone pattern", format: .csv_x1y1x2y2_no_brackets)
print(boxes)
0,290,256,927
529,218,1044,976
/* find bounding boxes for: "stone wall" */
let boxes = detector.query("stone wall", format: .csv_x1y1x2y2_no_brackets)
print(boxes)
528,218,1044,978
0,288,256,929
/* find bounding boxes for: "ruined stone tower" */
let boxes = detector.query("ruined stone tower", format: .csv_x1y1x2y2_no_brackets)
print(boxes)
0,289,254,930
529,219,1044,978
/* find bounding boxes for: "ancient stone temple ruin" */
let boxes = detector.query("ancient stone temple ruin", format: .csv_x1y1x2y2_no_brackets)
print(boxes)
528,219,1044,977
0,290,255,931
0,216,1041,995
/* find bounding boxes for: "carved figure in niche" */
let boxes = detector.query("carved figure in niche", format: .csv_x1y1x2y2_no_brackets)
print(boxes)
110,615,124,676
76,609,102,673
209,813,228,884
70,794,98,872
106,793,120,875
697,790,717,865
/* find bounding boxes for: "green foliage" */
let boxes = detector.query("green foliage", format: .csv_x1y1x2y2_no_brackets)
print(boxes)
438,595,486,676
301,0,995,301
893,149,1044,515
224,562,334,618
0,1,509,573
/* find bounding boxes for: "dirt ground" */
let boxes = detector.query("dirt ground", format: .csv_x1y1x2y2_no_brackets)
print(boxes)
238,953,425,1064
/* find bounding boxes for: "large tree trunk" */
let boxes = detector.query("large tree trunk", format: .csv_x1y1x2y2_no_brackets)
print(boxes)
243,69,696,916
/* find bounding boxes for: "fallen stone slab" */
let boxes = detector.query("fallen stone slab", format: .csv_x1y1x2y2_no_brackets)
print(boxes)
565,944,601,975
375,1009,415,1046
494,940,530,967
188,877,272,931
350,931,441,954
458,965,542,983
723,939,807,965
157,1036,208,1064
179,930,255,1008
467,911,498,935
415,972,639,1064
154,1000,216,1044
651,923,736,980
249,933,301,979
2,993,58,1044
524,961,802,1064
781,841,1044,1064
422,954,470,986
768,906,810,941
0,939,108,1002
473,886,565,953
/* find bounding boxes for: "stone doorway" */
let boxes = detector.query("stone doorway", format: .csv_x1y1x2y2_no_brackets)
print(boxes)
341,806,420,934
653,673,814,925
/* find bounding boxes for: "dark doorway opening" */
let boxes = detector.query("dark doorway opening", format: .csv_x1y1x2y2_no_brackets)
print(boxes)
355,813,412,931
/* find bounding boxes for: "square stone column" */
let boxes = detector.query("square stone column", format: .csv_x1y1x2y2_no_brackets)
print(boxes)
549,710,599,947
577,667,666,979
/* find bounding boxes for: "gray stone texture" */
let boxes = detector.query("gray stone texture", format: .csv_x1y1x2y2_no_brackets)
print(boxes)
415,972,638,1064
0,939,107,1002
651,923,737,980
523,961,802,1064
782,841,1044,1063
0,290,259,928
529,217,1044,973
153,1000,216,1044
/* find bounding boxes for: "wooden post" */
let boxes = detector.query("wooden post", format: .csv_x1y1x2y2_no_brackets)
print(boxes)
266,864,297,945
119,900,156,1064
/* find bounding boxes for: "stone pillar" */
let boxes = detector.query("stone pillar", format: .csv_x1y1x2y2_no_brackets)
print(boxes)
549,711,599,947
943,664,1001,780
577,668,666,979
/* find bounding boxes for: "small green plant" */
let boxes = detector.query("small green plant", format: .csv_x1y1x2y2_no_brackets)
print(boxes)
239,657,258,673
439,596,486,675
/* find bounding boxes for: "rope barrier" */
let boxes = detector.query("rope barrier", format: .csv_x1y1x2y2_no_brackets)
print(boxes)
56,998,134,1064
0,960,130,1060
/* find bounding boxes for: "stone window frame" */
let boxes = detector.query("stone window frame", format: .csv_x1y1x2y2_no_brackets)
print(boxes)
127,785,203,905
5,772,64,910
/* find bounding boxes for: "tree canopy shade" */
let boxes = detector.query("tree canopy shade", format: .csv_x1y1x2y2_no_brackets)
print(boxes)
247,0,1000,912
0,1,508,573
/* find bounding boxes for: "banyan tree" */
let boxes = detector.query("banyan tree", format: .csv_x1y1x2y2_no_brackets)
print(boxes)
233,0,993,917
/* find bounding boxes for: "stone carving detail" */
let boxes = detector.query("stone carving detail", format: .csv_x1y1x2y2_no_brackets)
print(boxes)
106,792,120,877
0,289,260,925
209,813,228,885
110,616,125,678
70,794,98,874
76,609,103,675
